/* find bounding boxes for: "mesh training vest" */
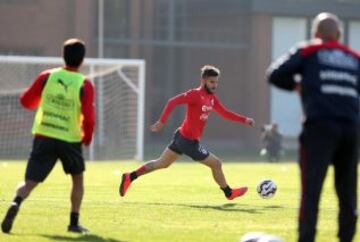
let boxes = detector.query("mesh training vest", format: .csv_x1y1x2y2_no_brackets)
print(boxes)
32,68,85,142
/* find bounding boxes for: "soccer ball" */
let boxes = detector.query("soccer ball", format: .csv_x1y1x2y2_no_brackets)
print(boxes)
258,235,284,242
240,232,264,242
257,179,277,199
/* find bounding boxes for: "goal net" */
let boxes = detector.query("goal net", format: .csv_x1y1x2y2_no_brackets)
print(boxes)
0,56,145,161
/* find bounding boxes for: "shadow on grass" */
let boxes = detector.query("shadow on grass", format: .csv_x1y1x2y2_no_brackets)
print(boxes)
127,201,261,214
186,203,261,213
264,205,284,209
41,234,125,242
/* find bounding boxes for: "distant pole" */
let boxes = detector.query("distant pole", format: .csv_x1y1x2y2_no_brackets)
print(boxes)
98,0,104,58
97,0,105,148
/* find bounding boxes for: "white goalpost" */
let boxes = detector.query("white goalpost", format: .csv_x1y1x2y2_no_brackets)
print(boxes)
0,55,146,161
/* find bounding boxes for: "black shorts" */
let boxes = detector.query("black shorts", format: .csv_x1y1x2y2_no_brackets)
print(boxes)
25,137,85,182
168,130,210,161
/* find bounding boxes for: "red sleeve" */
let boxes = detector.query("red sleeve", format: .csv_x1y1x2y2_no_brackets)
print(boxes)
81,79,96,146
20,71,50,109
213,96,247,124
159,90,197,124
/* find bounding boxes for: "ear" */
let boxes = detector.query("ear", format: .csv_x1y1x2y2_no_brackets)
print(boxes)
200,78,206,85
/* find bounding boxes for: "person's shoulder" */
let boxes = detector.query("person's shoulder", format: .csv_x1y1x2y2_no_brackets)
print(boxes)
283,40,311,54
181,88,200,102
296,39,324,57
336,43,360,60
83,78,93,85
38,68,54,77
82,79,95,90
34,69,54,84
299,40,360,59
185,88,200,96
190,87,201,92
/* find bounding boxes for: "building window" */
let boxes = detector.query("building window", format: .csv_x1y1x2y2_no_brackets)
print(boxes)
271,17,306,137
349,21,360,51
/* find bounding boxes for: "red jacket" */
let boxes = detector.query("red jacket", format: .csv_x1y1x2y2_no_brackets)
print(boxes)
159,86,248,140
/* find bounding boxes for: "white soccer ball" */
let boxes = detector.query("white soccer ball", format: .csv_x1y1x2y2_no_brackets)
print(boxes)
257,179,277,199
258,235,283,242
240,232,264,242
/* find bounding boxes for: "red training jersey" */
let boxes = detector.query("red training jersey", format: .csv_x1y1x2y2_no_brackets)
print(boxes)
159,86,248,140
20,68,96,145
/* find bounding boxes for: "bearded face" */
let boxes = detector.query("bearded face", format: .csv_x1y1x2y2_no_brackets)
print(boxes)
203,76,219,94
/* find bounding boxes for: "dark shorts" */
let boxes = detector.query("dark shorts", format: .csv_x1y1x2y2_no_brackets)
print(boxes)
168,130,210,161
25,137,85,182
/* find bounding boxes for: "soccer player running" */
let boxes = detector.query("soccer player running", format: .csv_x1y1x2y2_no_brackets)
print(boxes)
120,65,255,200
267,13,359,242
1,39,95,234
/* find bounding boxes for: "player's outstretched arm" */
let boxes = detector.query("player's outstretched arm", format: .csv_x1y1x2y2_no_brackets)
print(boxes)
213,97,255,127
153,90,196,131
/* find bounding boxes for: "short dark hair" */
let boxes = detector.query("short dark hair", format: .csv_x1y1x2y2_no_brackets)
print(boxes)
63,38,86,68
201,65,220,78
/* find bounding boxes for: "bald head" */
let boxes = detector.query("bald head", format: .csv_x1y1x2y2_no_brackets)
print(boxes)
312,12,341,41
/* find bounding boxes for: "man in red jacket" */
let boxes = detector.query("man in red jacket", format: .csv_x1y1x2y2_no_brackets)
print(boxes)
268,13,359,242
1,39,95,234
120,65,254,200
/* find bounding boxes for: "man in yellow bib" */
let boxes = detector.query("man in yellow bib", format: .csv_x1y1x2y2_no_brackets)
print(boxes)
1,39,95,234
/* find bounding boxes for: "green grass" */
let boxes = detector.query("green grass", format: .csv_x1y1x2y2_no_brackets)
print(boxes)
0,161,359,242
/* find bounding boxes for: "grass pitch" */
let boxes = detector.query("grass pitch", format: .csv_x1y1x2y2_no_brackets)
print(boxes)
0,161,359,242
